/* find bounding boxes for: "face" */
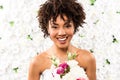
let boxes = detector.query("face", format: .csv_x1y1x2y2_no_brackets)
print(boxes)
48,15,75,49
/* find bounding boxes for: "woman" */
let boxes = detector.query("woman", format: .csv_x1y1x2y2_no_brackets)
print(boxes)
28,0,96,80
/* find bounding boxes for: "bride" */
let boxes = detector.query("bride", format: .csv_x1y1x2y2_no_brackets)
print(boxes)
28,0,96,80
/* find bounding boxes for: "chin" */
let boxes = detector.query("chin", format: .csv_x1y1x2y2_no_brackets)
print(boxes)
56,44,69,49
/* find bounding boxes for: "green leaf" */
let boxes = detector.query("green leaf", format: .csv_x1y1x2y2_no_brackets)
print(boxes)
27,35,33,40
102,12,104,14
13,67,19,73
90,0,96,5
93,20,99,24
36,52,39,55
79,34,85,38
106,59,110,65
0,37,2,40
51,57,59,67
9,21,14,27
0,5,3,9
112,35,118,43
116,11,120,14
67,52,77,60
90,49,94,53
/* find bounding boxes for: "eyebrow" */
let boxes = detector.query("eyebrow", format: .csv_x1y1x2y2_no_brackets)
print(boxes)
64,20,71,25
50,20,71,26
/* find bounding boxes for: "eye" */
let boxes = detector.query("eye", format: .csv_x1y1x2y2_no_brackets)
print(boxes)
65,24,71,28
51,25,58,29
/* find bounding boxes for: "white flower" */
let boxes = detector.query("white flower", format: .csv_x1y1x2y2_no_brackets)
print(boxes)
51,60,88,80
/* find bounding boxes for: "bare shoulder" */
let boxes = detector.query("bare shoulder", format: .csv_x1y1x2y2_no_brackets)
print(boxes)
76,49,96,69
28,52,50,80
76,49,96,80
29,51,50,74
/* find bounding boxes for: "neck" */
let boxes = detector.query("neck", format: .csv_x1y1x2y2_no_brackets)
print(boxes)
50,44,76,62
55,45,71,52
52,44,73,57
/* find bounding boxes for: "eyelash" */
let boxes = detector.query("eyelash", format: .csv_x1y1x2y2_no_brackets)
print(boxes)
65,24,71,28
52,26,58,29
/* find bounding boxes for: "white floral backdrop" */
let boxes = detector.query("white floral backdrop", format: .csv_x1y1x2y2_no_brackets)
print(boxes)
0,0,120,80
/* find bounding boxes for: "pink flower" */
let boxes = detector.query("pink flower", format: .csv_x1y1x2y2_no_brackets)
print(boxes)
56,62,70,78
59,62,69,69
76,77,86,80
56,67,64,74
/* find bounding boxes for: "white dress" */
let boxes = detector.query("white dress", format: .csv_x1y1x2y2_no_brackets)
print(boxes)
40,60,89,80
40,69,53,80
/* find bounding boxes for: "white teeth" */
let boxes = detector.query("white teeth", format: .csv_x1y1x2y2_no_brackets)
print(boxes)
58,37,66,41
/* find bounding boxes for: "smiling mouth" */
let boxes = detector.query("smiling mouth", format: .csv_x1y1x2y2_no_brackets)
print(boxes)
58,37,67,40
57,37,68,44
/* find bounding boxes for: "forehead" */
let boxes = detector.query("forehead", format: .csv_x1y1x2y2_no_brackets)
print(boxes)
50,15,71,25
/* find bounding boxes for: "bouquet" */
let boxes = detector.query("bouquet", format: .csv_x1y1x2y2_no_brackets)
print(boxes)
50,52,89,80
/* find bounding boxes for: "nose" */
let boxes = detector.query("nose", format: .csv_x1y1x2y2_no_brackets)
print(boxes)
58,28,66,35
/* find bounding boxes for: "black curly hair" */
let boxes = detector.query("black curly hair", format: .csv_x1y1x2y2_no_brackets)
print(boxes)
37,0,86,38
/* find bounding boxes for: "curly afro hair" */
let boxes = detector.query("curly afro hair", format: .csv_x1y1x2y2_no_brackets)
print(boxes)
37,0,86,38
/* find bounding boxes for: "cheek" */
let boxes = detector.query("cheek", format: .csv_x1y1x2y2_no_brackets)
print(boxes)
68,28,75,35
49,31,56,38
48,28,56,38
